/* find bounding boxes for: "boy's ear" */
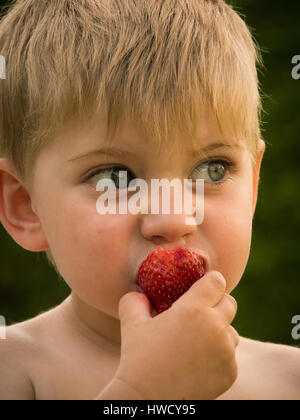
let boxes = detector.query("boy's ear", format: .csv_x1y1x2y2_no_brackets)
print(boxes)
252,139,266,216
0,158,49,251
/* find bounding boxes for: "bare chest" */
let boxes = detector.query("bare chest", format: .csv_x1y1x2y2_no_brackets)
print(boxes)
30,349,120,400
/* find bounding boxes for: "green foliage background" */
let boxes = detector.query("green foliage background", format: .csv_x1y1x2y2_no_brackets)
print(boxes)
0,0,299,346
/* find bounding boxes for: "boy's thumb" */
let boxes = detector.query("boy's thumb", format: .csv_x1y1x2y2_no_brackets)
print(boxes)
119,291,152,327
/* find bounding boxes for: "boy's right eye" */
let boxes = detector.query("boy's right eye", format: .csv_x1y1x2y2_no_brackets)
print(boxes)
86,166,135,189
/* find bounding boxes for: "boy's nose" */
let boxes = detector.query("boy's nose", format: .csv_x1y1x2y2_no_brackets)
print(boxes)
140,213,197,244
137,176,201,244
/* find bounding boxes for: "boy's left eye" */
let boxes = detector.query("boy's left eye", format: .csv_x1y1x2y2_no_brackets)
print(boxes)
191,159,234,184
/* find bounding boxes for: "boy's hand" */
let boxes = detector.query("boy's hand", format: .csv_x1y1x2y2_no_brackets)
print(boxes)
113,271,239,400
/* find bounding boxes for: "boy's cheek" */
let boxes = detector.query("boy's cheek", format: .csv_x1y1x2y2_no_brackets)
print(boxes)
204,192,253,291
49,212,134,293
58,213,129,263
40,219,126,316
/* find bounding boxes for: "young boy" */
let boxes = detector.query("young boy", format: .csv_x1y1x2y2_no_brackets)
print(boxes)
0,0,299,400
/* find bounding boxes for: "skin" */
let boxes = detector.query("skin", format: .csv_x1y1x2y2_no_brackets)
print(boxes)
0,109,300,400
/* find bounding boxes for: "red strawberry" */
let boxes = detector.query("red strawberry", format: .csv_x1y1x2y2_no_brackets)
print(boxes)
137,246,206,314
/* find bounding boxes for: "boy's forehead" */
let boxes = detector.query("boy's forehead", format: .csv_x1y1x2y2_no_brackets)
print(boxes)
52,107,244,162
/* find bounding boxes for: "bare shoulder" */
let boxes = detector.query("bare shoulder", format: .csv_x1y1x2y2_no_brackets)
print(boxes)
242,336,300,373
0,322,36,400
0,303,65,400
218,336,300,400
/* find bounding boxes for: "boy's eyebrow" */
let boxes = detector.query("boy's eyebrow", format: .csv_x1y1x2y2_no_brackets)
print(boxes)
67,142,241,163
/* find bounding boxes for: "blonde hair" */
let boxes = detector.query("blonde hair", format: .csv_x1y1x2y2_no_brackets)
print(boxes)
0,0,263,270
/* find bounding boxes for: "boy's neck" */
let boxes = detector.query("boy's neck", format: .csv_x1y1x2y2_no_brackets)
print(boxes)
59,293,121,354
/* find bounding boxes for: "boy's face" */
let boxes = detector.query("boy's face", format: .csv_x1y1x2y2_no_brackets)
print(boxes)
1,108,265,322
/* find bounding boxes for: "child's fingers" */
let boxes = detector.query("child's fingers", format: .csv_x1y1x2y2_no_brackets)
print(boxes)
213,294,237,325
228,326,240,348
179,271,227,309
119,291,152,327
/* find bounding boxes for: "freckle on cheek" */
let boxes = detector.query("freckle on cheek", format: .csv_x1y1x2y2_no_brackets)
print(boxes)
96,226,104,236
